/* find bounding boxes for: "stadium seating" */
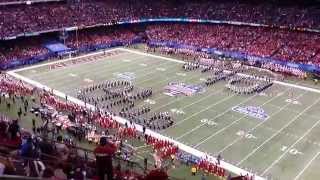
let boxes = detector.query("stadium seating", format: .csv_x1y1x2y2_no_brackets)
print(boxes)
66,27,138,49
146,24,320,65
0,37,49,63
0,75,175,180
0,0,319,39
0,23,319,69
0,0,319,70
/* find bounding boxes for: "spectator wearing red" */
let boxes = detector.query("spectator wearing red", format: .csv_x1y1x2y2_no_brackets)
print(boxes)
94,137,118,180
144,168,168,180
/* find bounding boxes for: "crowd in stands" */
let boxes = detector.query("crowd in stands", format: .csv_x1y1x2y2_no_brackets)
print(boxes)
0,0,319,39
0,22,318,78
0,0,318,75
146,24,320,66
0,27,139,66
0,37,49,63
66,27,139,49
0,74,221,180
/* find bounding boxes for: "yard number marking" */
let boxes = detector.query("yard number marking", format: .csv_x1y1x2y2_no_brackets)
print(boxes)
171,108,185,115
140,63,148,67
285,99,301,105
84,78,93,83
199,78,206,82
69,73,77,77
200,119,218,126
281,146,303,155
236,130,257,139
156,68,166,72
176,72,186,77
258,92,267,97
144,99,156,105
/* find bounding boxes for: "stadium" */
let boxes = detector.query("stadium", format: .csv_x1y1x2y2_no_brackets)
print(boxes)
0,0,320,179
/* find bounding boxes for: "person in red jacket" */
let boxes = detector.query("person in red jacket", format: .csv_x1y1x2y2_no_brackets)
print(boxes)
94,137,118,180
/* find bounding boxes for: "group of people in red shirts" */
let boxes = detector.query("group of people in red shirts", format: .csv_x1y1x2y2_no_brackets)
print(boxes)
0,76,33,96
197,159,226,178
0,75,238,179
145,135,179,159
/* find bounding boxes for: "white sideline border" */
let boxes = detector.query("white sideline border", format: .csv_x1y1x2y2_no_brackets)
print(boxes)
10,48,121,73
119,48,320,94
7,48,265,179
8,47,320,180
7,71,264,180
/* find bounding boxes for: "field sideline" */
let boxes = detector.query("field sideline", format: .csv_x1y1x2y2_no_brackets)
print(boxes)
7,47,320,180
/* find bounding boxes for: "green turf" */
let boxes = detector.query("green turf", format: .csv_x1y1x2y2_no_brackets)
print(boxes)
12,48,320,180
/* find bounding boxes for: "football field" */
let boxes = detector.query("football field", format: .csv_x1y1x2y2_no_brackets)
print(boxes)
9,48,320,180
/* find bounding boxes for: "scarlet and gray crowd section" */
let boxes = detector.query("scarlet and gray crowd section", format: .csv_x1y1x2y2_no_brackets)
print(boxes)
0,23,317,77
0,74,257,179
0,0,318,75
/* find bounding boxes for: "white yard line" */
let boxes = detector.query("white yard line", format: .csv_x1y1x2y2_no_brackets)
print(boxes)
120,48,320,95
8,47,320,180
121,62,205,105
165,94,236,130
10,48,124,73
293,151,320,180
267,102,320,121
135,86,199,110
176,93,258,140
261,118,320,176
274,81,320,94
32,57,172,96
7,48,265,180
134,62,217,110
154,87,225,116
119,48,185,64
262,124,320,147
8,70,265,180
10,47,320,95
217,89,305,154
237,97,320,166
31,55,147,82
192,89,290,148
